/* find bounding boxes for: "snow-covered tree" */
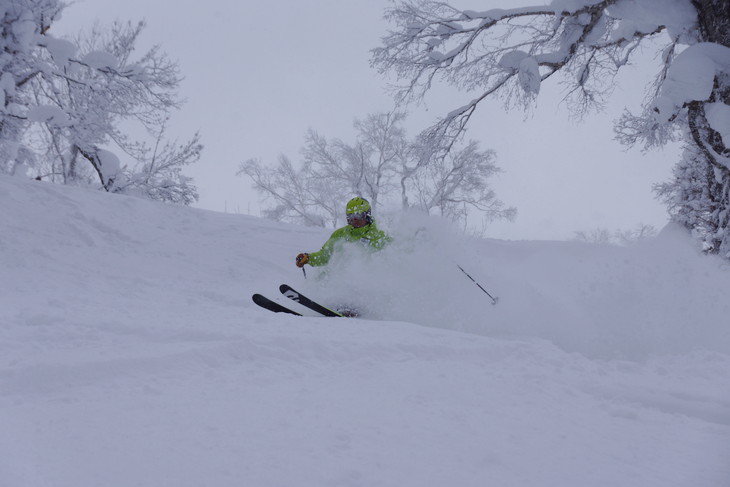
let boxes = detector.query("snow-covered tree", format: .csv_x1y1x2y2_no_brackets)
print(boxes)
1,0,62,174
411,140,516,227
113,119,201,205
372,0,730,257
239,113,405,228
654,145,725,251
1,1,200,204
573,223,657,245
240,154,345,228
241,112,513,230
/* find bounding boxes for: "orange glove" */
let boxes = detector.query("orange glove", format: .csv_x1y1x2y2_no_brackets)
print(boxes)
296,253,309,267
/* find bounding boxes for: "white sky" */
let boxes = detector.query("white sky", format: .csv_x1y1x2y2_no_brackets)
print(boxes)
55,0,678,240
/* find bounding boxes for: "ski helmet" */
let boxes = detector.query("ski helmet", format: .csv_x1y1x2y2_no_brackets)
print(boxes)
345,197,371,215
345,197,372,227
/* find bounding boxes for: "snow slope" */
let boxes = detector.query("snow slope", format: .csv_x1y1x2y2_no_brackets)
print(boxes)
1,174,729,487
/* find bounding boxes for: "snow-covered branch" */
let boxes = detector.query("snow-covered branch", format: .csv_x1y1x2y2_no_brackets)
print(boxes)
374,0,730,257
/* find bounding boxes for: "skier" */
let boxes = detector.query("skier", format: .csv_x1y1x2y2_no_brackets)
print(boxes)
253,196,497,317
295,197,391,269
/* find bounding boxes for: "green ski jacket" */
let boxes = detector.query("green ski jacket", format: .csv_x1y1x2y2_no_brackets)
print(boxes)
307,220,391,266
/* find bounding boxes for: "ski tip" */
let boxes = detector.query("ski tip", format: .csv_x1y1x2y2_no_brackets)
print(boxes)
279,284,289,293
252,293,302,316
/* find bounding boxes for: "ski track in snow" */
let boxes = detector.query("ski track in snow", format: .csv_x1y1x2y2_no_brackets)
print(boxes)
1,175,729,487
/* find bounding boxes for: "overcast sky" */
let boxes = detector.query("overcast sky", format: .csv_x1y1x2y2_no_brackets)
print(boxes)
55,0,678,240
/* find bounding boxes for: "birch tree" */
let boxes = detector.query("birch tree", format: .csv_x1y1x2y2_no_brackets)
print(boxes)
412,140,516,225
241,112,514,229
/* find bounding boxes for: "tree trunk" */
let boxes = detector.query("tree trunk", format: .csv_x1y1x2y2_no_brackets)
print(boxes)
77,145,115,192
694,0,730,48
674,1,730,256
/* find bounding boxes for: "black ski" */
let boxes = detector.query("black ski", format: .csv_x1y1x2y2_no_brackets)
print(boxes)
252,293,302,316
279,284,343,317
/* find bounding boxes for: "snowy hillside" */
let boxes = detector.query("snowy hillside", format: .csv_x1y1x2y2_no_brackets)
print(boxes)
1,174,729,487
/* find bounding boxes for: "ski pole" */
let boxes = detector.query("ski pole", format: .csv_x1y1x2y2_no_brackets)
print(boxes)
302,267,307,279
457,264,498,305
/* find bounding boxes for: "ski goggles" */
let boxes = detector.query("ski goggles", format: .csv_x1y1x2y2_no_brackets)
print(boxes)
346,212,369,228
